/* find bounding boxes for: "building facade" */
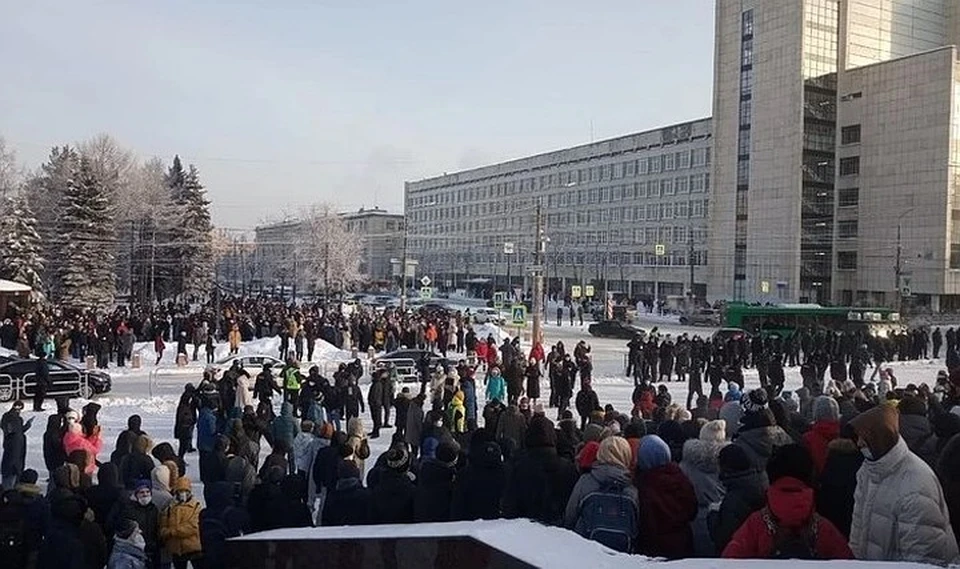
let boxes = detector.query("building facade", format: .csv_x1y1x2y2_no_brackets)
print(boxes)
404,119,713,302
340,207,405,283
709,0,960,310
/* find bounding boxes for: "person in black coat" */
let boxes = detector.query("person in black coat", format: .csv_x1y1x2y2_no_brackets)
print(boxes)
174,384,199,459
33,353,50,412
201,481,251,569
502,415,578,526
938,432,960,547
707,443,767,554
247,467,312,531
369,447,416,524
43,414,66,478
367,372,386,439
321,460,372,526
313,432,348,495
1,400,32,488
816,430,864,538
37,491,87,569
451,440,506,521
413,441,459,523
121,435,155,491
83,462,124,538
109,481,159,568
113,415,146,466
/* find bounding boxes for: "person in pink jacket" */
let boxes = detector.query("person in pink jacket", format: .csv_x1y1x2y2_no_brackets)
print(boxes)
63,419,103,474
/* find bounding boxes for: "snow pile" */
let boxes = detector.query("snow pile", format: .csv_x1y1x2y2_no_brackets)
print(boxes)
473,323,513,344
0,346,16,358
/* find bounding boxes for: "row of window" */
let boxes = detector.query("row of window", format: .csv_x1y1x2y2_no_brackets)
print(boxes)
422,250,709,268
408,148,712,207
410,224,708,251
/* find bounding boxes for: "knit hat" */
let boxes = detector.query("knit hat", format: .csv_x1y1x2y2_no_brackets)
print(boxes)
301,420,315,433
436,441,460,467
718,444,753,474
133,479,152,494
577,441,601,471
699,420,727,444
115,518,139,539
20,469,38,485
385,447,411,473
637,435,671,471
583,423,610,443
849,405,900,459
766,443,815,486
421,437,440,460
809,394,839,421
173,477,192,493
319,422,335,439
741,388,768,414
597,436,633,471
724,383,742,402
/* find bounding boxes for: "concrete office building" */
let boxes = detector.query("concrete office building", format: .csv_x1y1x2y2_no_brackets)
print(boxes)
709,0,960,310
404,119,713,301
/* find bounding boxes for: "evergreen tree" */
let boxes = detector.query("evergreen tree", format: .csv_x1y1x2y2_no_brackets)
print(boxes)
23,146,79,296
165,156,213,299
57,158,116,310
0,194,44,289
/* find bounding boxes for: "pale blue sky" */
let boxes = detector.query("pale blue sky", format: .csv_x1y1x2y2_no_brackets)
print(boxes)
0,0,715,229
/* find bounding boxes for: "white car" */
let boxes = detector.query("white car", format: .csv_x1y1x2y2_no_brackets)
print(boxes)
473,307,506,325
215,354,285,374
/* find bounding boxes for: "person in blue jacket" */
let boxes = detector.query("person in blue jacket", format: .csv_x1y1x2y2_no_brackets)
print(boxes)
486,366,507,404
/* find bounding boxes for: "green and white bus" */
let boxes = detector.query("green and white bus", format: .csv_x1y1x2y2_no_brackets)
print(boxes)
723,303,903,338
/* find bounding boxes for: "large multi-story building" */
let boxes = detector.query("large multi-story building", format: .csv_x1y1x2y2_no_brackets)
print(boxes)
709,0,960,310
404,119,713,301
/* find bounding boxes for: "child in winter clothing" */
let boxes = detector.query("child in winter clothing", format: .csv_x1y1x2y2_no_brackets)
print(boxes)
108,519,148,569
485,367,507,404
160,477,203,569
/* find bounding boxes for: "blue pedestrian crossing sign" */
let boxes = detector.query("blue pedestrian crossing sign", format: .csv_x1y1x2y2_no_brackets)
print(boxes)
511,305,527,326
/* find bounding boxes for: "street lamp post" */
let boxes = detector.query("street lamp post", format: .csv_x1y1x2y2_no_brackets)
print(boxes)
895,208,915,314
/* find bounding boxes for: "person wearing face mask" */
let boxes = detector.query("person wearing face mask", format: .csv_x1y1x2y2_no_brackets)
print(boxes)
849,404,960,565
159,477,203,569
108,518,148,569
109,481,160,569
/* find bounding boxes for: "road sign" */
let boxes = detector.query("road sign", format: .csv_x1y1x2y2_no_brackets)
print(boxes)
655,244,666,256
760,281,770,293
420,276,432,287
420,286,433,299
901,286,912,298
585,285,595,297
444,279,453,288
503,242,515,255
571,285,582,299
511,304,527,326
493,292,505,308
525,265,544,273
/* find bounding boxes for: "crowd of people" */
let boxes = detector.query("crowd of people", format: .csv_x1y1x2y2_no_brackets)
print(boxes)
3,295,960,566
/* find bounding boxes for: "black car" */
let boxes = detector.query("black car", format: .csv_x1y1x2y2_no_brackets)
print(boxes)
374,349,454,383
0,358,112,402
710,327,749,343
588,320,646,340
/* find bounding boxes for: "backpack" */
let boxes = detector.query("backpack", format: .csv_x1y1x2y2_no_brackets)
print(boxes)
761,506,819,559
575,478,638,553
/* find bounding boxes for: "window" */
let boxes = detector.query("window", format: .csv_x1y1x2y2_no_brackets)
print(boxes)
838,187,859,207
649,156,662,173
692,148,707,168
741,38,754,67
634,206,644,221
662,178,675,196
624,183,636,199
740,67,754,96
638,158,649,175
841,125,861,145
951,244,960,269
739,99,752,125
649,179,660,197
839,157,860,176
838,220,858,239
676,201,689,218
678,151,690,169
611,209,621,223
613,163,623,179
601,164,612,181
647,204,659,221
636,181,647,198
742,9,754,38
625,161,636,177
691,200,705,218
613,186,622,201
664,153,675,171
676,176,689,194
691,174,706,193
738,130,751,156
838,251,857,270
663,203,674,219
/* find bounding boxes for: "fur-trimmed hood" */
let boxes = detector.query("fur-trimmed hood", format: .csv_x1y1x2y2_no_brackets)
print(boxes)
680,438,728,474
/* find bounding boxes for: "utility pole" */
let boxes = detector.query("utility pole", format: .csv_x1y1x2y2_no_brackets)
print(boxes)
149,228,156,303
400,221,408,312
533,198,545,347
895,222,903,314
688,227,696,308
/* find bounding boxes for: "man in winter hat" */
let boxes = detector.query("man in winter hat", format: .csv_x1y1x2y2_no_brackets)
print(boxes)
802,395,840,474
849,405,959,564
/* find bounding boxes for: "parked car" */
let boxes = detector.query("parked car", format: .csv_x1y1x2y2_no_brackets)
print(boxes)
587,320,646,340
710,327,749,343
473,307,506,325
679,308,721,326
374,349,454,383
0,358,111,402
215,354,286,374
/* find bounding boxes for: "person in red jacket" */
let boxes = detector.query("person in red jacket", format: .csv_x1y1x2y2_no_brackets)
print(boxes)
723,443,853,560
635,435,698,558
802,396,840,474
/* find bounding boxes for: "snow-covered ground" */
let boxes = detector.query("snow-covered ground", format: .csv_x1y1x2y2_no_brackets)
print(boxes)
2,321,949,501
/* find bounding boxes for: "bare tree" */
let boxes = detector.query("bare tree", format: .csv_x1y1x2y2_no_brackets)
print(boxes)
296,204,364,296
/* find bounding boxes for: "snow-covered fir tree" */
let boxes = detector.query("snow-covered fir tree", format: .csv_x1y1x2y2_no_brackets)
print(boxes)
165,156,214,299
0,194,44,289
23,146,79,296
57,157,116,310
